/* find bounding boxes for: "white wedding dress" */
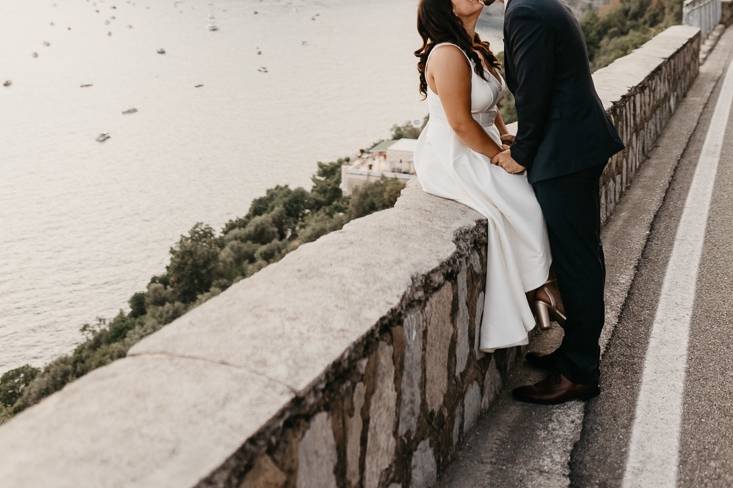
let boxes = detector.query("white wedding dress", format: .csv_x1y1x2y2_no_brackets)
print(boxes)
414,42,552,352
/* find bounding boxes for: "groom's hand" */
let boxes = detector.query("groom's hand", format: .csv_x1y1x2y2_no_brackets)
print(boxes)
492,149,526,174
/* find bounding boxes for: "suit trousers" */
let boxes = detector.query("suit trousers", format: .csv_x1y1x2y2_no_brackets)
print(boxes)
531,163,606,385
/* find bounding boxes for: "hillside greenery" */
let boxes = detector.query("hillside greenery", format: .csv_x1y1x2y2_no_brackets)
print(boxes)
0,122,417,424
582,0,682,70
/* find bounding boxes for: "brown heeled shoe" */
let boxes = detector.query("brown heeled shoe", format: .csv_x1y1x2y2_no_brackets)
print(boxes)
532,283,567,330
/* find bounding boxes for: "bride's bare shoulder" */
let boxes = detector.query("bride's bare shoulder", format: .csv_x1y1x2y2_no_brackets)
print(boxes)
427,44,471,73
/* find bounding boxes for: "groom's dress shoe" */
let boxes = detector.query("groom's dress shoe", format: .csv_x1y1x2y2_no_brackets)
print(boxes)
525,351,559,372
512,373,600,405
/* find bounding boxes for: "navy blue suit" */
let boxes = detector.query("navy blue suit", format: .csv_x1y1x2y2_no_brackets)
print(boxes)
503,0,624,384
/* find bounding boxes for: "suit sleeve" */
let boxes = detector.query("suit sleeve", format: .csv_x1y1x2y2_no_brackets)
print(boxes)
506,7,555,170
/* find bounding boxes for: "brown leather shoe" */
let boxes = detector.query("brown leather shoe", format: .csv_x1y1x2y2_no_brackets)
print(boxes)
525,351,559,372
512,373,600,405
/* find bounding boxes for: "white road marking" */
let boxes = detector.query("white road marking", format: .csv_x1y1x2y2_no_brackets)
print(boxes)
621,59,733,487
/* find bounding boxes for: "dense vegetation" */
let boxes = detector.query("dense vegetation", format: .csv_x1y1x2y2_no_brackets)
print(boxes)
0,122,416,424
582,0,682,70
499,0,682,124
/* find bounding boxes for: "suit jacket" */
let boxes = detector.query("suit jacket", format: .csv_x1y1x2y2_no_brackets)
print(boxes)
503,0,625,183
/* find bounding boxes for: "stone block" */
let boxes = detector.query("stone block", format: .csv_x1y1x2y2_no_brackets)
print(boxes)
455,266,470,377
470,250,482,275
241,454,287,488
452,401,463,447
410,440,437,488
473,291,485,360
297,411,337,488
425,282,454,412
399,310,425,438
347,382,366,486
463,382,482,434
481,358,503,411
365,342,397,488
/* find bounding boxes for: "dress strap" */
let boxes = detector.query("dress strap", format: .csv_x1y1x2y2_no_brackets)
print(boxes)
426,42,473,68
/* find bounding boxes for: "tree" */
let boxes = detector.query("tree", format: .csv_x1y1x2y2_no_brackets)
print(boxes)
128,292,147,318
255,240,285,262
349,177,405,219
247,185,312,222
0,365,40,407
166,223,221,303
311,159,347,210
297,209,349,243
390,117,427,140
241,214,279,244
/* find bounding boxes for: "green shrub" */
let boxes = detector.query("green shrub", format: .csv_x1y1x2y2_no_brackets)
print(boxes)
167,223,221,303
0,365,40,407
255,240,285,262
349,177,406,219
145,282,176,308
240,214,280,244
128,292,147,318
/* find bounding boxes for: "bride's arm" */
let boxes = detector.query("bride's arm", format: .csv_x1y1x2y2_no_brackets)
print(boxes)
430,46,504,159
495,111,515,145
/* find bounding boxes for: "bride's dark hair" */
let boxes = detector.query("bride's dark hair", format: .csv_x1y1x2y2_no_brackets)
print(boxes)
415,0,502,99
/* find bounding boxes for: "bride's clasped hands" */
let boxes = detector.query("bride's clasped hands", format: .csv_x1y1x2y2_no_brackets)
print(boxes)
492,144,526,174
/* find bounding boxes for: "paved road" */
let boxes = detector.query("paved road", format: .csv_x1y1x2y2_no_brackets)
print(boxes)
570,32,733,488
438,27,733,488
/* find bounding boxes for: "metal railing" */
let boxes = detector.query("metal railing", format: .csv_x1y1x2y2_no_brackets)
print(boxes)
683,0,722,38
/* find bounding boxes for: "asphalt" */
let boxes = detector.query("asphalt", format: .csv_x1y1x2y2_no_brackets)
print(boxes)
570,30,733,488
438,26,733,488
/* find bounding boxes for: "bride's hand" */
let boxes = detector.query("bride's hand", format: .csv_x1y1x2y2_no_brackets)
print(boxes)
491,149,526,174
500,133,516,146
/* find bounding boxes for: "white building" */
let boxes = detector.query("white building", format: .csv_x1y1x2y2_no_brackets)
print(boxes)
340,138,418,195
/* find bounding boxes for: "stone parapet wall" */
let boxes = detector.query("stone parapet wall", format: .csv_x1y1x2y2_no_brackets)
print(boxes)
593,25,701,224
0,26,701,488
0,180,511,488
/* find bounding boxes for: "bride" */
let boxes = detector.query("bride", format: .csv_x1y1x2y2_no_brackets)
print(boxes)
413,0,563,351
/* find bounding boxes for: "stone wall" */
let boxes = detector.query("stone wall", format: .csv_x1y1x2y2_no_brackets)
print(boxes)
593,26,701,224
0,26,701,488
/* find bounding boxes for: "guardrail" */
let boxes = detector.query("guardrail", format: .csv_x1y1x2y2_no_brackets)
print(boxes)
684,0,722,37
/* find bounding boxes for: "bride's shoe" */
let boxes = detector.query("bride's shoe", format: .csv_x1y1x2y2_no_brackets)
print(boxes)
533,284,567,330
533,299,554,331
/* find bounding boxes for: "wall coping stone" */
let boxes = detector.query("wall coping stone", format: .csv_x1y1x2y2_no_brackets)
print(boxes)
593,26,700,108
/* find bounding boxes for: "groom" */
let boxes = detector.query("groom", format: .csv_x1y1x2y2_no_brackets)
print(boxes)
491,0,625,404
